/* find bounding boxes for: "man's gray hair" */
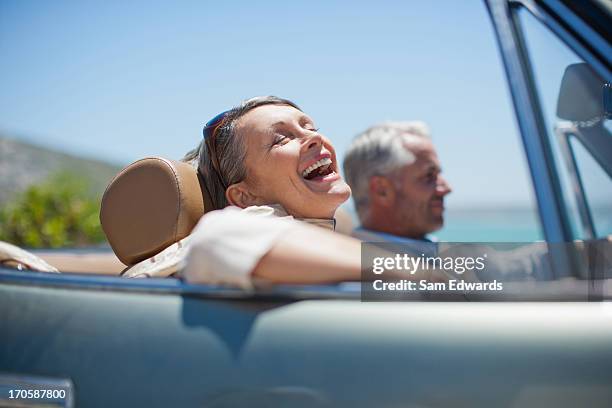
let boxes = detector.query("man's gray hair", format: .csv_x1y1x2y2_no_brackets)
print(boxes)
342,121,431,220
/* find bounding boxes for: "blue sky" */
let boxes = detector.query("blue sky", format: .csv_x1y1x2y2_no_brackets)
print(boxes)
1,0,541,209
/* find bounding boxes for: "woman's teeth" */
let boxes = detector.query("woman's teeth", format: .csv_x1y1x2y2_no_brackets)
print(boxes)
302,157,333,178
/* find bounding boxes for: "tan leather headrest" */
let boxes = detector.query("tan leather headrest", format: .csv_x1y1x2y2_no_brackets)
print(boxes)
100,157,206,266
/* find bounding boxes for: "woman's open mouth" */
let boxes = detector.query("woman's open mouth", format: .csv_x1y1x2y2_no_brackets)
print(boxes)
301,157,338,182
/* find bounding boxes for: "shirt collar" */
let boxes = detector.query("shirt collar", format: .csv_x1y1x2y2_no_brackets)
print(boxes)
298,217,336,231
352,227,438,256
354,227,437,243
265,204,336,231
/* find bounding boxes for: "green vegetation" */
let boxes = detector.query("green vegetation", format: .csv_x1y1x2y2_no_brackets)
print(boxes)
0,172,106,248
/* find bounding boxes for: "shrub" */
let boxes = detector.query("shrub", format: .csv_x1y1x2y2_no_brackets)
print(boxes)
0,172,106,248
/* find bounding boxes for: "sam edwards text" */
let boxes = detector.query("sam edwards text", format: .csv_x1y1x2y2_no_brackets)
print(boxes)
372,279,503,292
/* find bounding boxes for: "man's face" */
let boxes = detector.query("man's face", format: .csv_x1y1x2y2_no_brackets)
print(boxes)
389,137,451,238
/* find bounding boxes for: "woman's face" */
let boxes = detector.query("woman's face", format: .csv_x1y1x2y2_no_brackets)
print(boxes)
229,104,351,219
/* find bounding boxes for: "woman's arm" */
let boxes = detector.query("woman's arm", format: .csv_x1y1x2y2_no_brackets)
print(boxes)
183,206,364,287
252,223,361,284
182,206,444,287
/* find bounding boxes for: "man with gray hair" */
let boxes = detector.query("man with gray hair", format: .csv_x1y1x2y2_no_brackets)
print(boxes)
343,121,451,245
343,122,556,281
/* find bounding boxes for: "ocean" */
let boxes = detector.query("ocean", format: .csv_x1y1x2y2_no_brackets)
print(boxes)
342,206,612,242
436,208,542,242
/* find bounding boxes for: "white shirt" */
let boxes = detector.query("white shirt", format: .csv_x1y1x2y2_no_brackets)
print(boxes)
125,205,335,288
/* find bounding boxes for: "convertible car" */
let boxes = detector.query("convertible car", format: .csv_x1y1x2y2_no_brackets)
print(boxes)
1,0,611,407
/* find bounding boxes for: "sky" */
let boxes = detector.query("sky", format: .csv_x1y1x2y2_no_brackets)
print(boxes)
0,0,556,211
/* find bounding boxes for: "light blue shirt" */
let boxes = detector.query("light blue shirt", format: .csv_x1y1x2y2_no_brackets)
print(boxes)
352,227,552,281
352,227,439,257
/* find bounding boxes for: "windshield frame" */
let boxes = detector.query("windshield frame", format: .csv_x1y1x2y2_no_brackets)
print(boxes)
485,0,611,278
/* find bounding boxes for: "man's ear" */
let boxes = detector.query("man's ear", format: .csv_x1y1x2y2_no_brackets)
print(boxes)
226,181,260,208
369,176,396,207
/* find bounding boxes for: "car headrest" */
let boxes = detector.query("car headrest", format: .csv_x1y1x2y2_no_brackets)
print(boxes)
100,157,207,266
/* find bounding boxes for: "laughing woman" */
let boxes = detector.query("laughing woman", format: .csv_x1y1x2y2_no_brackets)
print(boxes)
180,96,362,287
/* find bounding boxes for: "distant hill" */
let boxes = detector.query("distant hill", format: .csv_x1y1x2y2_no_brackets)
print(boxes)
0,136,123,204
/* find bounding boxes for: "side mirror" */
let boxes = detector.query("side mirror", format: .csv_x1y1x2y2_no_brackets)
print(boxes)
556,63,608,122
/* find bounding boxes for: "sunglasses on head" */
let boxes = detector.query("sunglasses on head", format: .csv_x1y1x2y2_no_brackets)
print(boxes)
203,110,230,140
202,110,231,188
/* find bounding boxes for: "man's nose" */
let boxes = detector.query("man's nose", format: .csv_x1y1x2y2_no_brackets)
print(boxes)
436,175,452,196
